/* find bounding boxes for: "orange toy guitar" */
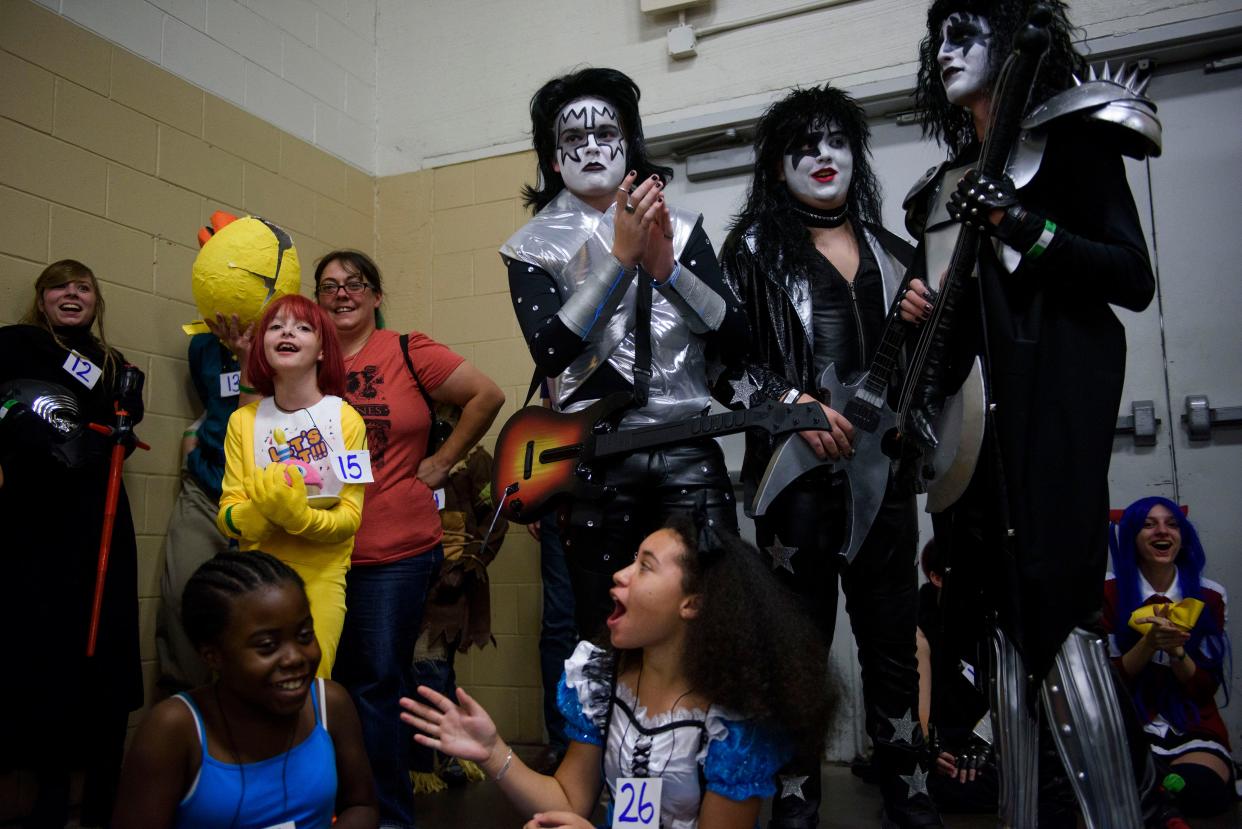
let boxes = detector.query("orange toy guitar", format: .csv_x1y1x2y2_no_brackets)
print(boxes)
492,392,830,524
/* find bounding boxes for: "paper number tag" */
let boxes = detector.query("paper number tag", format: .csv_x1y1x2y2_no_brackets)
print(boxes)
612,777,661,828
219,371,241,397
432,488,446,510
62,351,102,389
329,450,374,484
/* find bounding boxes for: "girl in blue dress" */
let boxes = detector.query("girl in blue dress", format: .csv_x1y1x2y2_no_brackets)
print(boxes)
401,512,829,828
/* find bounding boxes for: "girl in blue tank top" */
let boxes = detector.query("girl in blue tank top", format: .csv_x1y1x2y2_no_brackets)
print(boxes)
113,551,377,828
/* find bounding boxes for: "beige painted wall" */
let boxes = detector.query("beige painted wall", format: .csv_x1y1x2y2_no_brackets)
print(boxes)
376,0,1240,172
0,0,374,764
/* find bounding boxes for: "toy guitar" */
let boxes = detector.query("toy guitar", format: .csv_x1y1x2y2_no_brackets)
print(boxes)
751,292,910,562
896,8,1051,511
491,392,829,524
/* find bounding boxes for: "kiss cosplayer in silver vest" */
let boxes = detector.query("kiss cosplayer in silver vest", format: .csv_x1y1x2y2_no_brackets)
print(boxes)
501,188,726,427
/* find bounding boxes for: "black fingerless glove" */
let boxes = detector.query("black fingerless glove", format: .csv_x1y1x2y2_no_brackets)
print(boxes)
947,169,1047,255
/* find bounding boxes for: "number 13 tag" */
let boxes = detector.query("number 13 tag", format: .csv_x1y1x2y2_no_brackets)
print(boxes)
612,777,661,827
62,351,102,389
329,450,374,484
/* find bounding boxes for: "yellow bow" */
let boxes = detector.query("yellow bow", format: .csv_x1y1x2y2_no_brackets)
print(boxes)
1128,598,1204,635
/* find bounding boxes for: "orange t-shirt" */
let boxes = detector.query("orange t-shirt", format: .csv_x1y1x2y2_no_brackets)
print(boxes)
342,329,464,565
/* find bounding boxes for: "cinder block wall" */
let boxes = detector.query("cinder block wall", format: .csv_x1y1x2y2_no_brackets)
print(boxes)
0,0,374,753
375,153,548,743
0,0,554,762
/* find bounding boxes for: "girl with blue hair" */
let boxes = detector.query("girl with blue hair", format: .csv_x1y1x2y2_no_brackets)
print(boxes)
1103,496,1234,817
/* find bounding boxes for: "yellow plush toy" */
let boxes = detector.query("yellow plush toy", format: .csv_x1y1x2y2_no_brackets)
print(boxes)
1127,598,1205,635
182,211,301,335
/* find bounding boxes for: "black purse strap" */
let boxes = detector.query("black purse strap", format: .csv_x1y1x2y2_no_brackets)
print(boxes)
398,333,437,413
398,333,445,460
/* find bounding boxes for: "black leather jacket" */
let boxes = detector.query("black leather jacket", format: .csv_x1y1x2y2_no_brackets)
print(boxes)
714,221,914,495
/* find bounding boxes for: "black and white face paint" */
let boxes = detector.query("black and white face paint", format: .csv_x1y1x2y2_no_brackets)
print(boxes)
553,96,627,201
938,12,994,107
780,120,854,211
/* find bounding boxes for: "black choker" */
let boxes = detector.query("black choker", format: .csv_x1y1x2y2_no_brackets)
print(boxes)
791,202,849,228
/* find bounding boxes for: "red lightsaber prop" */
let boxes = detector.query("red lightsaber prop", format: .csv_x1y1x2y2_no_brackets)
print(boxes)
85,365,149,657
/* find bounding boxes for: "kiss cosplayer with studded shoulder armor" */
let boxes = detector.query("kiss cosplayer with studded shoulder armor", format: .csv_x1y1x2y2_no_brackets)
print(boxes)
901,2,1169,827
716,86,941,829
501,68,747,638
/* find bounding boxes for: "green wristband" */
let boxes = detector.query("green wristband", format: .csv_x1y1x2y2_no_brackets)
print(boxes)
1025,219,1057,260
224,505,241,536
238,383,257,394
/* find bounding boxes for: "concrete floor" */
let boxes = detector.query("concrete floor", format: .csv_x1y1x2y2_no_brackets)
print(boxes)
410,748,1242,828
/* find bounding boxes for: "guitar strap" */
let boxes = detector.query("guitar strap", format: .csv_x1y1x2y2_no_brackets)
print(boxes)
521,269,655,409
631,270,654,407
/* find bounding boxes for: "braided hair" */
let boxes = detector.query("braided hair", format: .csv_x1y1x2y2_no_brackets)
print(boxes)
522,67,672,213
182,550,305,649
662,510,830,763
181,551,309,829
914,0,1083,156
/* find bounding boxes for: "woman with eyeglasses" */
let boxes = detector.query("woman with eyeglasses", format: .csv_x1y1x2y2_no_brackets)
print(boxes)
314,250,504,829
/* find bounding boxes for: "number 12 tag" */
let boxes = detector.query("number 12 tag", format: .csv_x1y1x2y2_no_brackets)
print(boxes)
612,777,661,827
329,450,374,484
62,351,102,389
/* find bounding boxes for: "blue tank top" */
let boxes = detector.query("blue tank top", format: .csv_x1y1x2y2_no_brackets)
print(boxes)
173,678,337,829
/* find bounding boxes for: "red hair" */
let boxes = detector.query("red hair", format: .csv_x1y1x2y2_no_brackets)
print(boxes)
247,294,346,397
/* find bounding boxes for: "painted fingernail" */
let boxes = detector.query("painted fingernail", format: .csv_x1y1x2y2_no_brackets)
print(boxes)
922,290,934,301
650,174,659,180
629,170,636,177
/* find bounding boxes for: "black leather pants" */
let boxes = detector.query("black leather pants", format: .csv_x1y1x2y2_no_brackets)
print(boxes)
561,439,737,640
758,470,941,828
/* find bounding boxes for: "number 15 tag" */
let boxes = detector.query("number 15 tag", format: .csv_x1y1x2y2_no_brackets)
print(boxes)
62,350,102,389
329,450,373,484
612,777,661,827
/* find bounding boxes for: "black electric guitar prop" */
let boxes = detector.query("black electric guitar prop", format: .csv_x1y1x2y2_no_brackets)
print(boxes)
751,292,911,563
491,392,829,524
896,6,1052,512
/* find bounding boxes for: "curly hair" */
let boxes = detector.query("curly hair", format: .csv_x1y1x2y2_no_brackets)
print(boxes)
914,0,1083,156
727,85,882,279
1109,497,1232,732
522,67,672,213
661,513,830,763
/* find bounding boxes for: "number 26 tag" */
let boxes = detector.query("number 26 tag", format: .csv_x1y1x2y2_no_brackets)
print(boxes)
329,450,373,484
612,777,661,827
62,350,102,389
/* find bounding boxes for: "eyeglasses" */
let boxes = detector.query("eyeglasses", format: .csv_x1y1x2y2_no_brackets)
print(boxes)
316,280,371,297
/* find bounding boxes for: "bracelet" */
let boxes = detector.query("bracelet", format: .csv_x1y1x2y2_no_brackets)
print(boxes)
1025,219,1057,260
493,748,514,781
238,383,257,394
782,388,802,405
223,505,241,536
